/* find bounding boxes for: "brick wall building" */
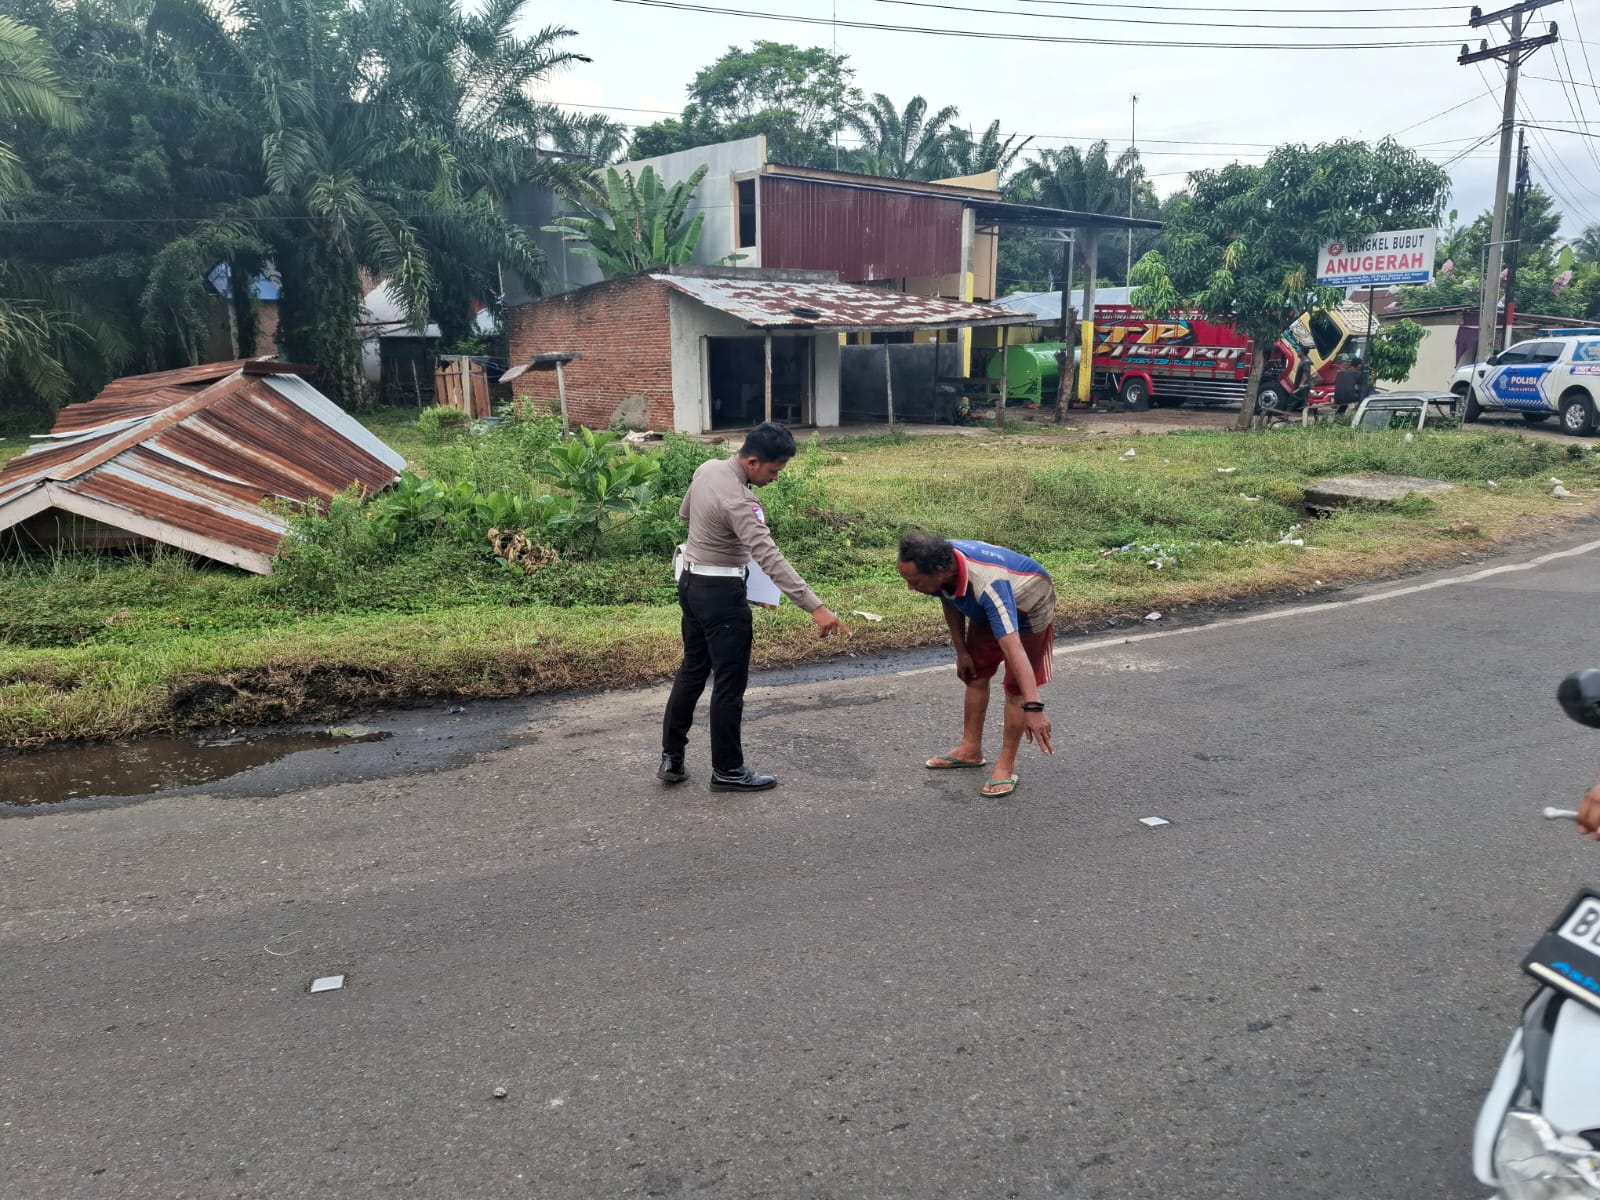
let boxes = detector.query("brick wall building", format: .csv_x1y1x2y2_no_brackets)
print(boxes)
505,267,1028,435
507,274,675,429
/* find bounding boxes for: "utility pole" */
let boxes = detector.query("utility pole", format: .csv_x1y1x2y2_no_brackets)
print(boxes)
1502,131,1530,352
1459,0,1559,363
1126,93,1139,283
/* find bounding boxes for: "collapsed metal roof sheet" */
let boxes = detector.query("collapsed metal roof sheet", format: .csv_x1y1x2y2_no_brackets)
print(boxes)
0,359,405,574
649,274,1035,332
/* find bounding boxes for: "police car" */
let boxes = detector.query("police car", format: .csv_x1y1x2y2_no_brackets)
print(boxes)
1451,331,1600,435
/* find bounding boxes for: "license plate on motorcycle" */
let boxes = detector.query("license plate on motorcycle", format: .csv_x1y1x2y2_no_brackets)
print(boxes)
1522,888,1600,1015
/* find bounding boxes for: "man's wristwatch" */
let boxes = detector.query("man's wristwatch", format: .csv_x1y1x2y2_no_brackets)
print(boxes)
1021,701,1045,713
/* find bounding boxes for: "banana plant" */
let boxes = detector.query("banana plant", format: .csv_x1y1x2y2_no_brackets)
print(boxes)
542,165,709,278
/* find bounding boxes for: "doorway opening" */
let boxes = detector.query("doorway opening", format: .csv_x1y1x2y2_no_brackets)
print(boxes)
707,336,811,429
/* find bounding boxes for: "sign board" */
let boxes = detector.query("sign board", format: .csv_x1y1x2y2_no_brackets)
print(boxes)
1316,228,1436,288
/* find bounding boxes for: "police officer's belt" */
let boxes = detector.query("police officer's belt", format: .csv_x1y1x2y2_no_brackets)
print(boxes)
684,562,745,577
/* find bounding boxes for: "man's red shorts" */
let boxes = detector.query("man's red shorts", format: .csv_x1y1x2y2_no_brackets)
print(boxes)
965,620,1055,696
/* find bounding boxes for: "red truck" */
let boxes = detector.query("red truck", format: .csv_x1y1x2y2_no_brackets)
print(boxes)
1088,302,1375,412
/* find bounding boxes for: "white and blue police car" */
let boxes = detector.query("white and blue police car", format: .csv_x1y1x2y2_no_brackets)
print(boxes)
1450,331,1600,436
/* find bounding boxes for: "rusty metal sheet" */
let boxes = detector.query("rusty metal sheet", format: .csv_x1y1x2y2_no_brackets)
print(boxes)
650,273,1033,332
0,362,404,572
758,175,963,282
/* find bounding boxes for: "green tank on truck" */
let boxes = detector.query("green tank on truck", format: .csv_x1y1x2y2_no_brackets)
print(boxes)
985,342,1069,405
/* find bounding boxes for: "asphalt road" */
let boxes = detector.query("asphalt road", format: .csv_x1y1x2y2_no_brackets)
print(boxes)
8,536,1600,1200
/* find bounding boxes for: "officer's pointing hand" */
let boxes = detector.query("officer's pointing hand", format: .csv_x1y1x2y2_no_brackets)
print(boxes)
812,607,849,639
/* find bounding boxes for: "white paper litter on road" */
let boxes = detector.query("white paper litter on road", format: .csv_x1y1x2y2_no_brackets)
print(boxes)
849,610,884,622
1144,612,1162,622
1215,467,1236,474
1139,817,1170,827
1120,449,1136,460
309,975,345,993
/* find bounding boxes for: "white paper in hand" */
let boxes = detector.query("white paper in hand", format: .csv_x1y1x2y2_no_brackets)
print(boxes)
745,558,782,609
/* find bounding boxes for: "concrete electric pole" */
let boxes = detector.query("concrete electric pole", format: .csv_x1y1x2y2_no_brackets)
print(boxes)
1459,0,1559,363
1126,93,1139,283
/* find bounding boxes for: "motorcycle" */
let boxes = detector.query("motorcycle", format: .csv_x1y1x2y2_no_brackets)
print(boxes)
1472,670,1600,1198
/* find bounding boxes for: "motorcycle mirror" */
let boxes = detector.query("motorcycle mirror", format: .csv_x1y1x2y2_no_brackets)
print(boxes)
1557,669,1600,728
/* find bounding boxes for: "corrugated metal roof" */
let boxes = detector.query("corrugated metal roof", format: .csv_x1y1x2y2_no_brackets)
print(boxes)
0,361,405,573
650,274,1034,332
994,288,1135,321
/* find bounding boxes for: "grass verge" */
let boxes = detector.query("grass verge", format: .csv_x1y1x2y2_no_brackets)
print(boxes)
2,423,1597,749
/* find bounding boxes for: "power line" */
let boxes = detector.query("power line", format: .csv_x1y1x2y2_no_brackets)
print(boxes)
869,0,1463,31
1001,0,1467,10
605,0,1465,49
1527,74,1600,88
1555,37,1600,173
1386,87,1502,135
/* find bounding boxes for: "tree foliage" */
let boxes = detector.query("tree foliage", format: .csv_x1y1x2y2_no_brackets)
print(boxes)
544,165,709,278
629,41,859,168
841,93,960,180
1397,192,1600,323
943,121,1033,185
0,0,593,426
998,141,1159,291
1131,138,1450,427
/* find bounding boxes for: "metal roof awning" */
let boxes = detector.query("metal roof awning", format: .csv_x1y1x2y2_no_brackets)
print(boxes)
966,200,1162,233
651,274,1036,333
500,352,583,384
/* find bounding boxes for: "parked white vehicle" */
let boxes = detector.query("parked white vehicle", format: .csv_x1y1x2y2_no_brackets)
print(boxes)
1451,332,1600,435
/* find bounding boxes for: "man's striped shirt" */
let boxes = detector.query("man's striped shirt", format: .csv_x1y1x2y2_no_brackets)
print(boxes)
939,539,1056,638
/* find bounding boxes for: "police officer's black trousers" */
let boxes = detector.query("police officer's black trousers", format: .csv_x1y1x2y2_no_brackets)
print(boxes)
662,574,752,775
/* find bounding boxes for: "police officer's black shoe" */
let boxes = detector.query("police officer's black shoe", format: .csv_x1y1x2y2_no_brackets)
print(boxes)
709,766,777,793
657,753,688,784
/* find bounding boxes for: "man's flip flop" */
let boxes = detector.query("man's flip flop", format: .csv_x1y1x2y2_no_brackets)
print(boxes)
925,755,987,770
981,774,1019,797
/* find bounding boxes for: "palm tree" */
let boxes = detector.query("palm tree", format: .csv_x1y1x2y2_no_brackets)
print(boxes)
547,113,630,167
943,121,1032,185
1574,224,1600,265
1018,141,1145,278
0,16,87,409
161,0,583,407
544,165,709,278
842,93,960,180
0,15,81,199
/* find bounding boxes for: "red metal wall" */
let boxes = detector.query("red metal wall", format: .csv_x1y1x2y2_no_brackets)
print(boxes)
759,176,964,283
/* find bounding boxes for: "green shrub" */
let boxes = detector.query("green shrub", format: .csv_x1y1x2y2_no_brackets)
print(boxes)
534,427,662,551
417,405,470,440
656,430,723,495
420,410,563,494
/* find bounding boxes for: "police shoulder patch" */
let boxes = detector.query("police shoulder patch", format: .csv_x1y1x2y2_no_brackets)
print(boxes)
752,503,766,525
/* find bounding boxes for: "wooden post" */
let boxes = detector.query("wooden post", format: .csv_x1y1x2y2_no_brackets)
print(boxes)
555,360,569,431
883,341,895,429
764,334,773,424
997,324,1009,427
1056,309,1077,424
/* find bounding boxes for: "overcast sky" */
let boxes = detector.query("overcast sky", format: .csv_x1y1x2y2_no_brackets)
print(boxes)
535,0,1600,237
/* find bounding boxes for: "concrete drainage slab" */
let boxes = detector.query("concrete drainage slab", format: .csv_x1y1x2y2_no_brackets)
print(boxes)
1303,474,1457,507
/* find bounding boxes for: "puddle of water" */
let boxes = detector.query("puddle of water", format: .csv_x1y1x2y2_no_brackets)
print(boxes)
2,730,391,807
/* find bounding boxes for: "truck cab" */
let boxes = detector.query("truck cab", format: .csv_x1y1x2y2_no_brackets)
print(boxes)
1258,303,1374,413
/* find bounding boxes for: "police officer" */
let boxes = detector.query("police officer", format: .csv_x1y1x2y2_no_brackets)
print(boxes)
659,422,847,792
